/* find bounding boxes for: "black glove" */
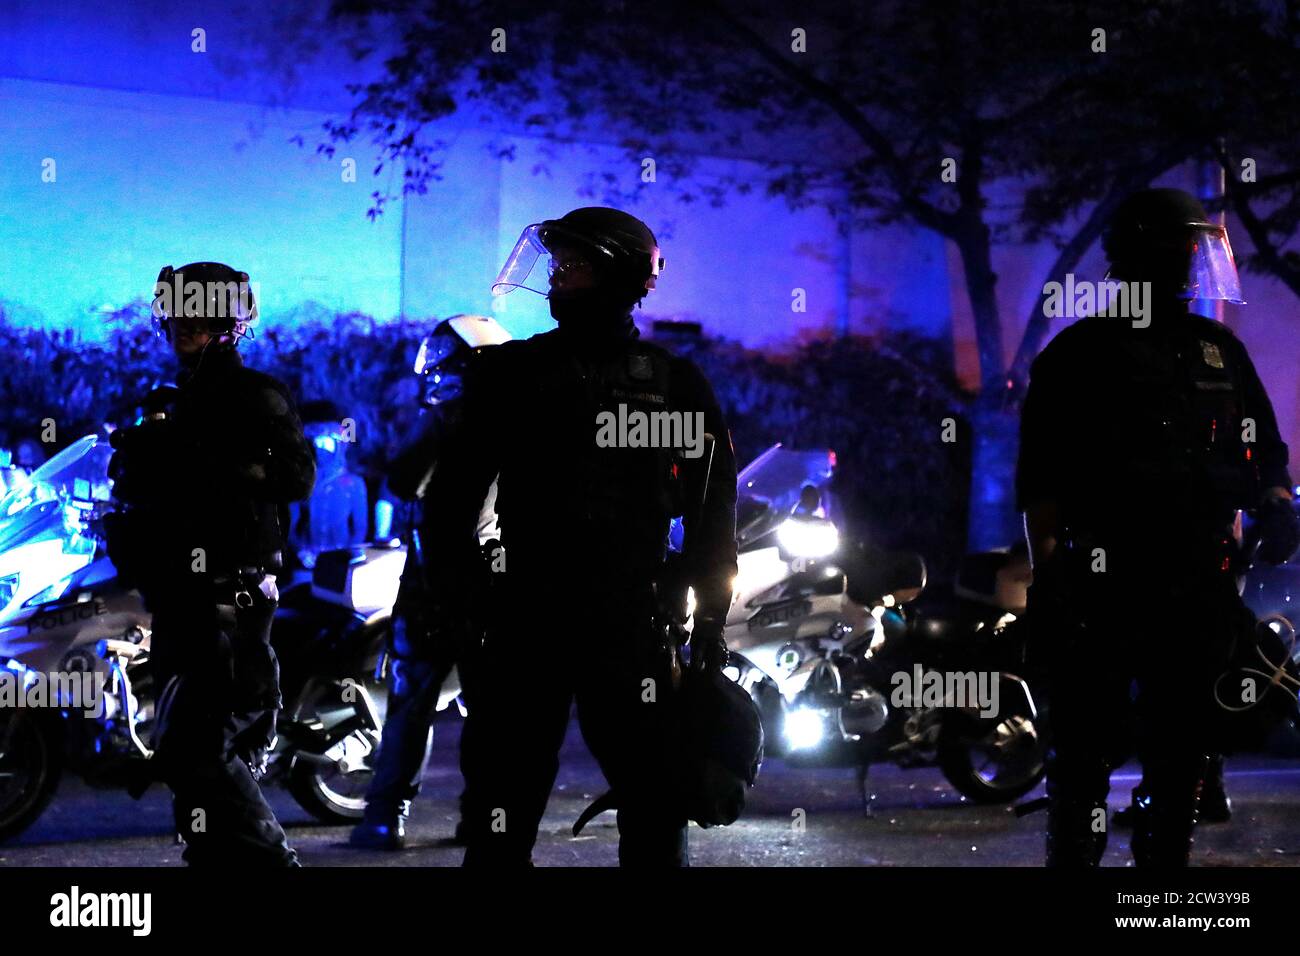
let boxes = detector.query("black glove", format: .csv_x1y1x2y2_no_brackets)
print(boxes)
140,385,180,419
689,616,729,672
235,712,278,782
107,419,188,505
1255,495,1300,566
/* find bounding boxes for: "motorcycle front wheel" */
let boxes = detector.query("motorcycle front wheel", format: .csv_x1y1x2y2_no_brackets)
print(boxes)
0,711,63,842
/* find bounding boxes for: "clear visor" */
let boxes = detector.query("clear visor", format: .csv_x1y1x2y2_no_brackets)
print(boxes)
1186,226,1244,304
413,333,462,375
492,223,551,296
492,222,629,297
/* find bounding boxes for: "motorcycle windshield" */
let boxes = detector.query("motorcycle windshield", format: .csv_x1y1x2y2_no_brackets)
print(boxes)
736,444,837,548
0,435,109,520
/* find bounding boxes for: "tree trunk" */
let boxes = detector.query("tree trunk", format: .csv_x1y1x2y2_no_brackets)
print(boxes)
955,222,1021,552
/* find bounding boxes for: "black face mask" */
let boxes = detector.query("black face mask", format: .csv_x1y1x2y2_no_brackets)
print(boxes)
548,286,638,332
176,336,236,374
177,348,204,370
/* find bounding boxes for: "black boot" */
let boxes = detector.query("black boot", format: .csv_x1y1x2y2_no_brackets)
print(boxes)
1044,743,1110,867
1046,796,1108,867
1197,754,1231,823
349,800,411,851
1112,787,1149,829
1131,771,1200,868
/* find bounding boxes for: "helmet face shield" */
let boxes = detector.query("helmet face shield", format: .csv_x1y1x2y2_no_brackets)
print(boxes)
1186,225,1244,304
413,331,463,376
414,331,468,406
492,223,552,296
492,218,662,299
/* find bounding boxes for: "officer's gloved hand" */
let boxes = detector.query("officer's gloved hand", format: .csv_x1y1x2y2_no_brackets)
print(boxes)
690,617,729,673
140,385,180,419
1255,494,1300,566
108,420,181,504
235,713,278,781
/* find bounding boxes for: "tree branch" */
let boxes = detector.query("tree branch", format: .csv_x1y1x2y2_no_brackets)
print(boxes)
698,0,958,236
1219,148,1300,299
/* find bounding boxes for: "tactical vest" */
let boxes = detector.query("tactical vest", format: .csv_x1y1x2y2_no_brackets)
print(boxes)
492,335,688,579
1063,318,1257,545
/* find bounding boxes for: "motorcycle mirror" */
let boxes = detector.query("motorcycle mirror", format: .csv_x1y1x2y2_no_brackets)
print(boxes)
843,544,927,607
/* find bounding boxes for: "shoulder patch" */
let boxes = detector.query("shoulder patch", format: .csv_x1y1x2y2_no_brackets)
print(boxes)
628,353,655,381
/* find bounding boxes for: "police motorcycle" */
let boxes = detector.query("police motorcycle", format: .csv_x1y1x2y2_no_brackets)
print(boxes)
721,445,1047,805
0,434,388,842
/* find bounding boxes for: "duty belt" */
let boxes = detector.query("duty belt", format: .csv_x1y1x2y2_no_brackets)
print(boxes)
212,564,274,608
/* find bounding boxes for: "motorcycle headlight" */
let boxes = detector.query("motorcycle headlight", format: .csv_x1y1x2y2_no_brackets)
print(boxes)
776,517,840,559
0,572,18,610
784,707,829,751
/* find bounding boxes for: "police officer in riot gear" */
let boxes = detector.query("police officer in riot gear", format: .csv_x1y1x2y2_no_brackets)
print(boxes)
423,207,738,866
106,262,315,866
1018,189,1298,867
350,315,510,850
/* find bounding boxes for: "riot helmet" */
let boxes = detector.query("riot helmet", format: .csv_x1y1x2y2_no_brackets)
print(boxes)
413,313,512,406
675,666,765,828
152,261,258,346
1102,188,1244,304
493,207,664,322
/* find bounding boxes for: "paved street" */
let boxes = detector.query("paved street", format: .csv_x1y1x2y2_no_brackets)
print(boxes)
4,713,1300,867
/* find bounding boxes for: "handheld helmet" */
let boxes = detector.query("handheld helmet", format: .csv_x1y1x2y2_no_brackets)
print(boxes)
1102,188,1244,304
675,666,765,828
413,314,512,406
570,665,764,837
152,261,258,343
492,207,664,311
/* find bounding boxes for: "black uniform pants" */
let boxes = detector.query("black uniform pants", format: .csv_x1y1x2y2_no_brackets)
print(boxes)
1045,563,1240,867
361,610,482,822
149,578,297,867
460,584,688,867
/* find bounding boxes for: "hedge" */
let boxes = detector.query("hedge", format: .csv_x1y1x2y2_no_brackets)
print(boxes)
0,304,973,579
